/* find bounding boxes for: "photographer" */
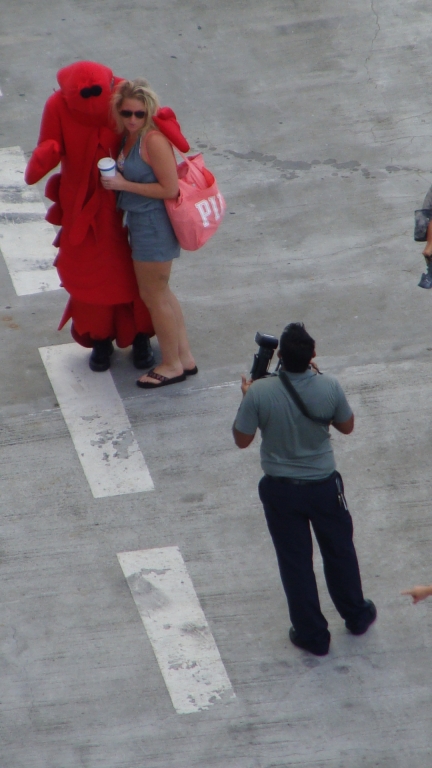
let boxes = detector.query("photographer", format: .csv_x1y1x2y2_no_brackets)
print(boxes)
232,323,376,656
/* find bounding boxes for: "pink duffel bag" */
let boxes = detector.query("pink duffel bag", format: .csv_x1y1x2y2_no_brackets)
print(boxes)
165,150,226,251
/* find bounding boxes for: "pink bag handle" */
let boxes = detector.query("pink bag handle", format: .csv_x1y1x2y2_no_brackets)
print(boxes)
145,132,210,189
170,144,210,190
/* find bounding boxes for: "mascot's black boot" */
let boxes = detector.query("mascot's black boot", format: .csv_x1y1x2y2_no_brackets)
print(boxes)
89,338,114,372
132,333,155,369
419,255,432,289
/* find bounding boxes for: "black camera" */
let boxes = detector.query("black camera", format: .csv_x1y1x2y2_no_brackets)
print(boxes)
250,332,279,380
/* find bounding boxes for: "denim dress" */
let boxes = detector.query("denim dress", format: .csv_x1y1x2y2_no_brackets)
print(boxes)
117,135,180,262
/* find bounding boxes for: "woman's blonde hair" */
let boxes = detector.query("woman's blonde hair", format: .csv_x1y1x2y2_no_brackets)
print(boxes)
111,78,160,134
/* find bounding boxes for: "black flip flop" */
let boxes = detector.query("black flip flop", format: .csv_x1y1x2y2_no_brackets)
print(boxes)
136,369,186,389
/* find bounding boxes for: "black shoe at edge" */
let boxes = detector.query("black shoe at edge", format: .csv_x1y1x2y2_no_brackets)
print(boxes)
345,599,377,636
132,333,155,370
418,272,432,289
289,626,330,656
89,338,114,372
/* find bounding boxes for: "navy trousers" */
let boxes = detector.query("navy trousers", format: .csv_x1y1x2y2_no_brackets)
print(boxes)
258,473,368,652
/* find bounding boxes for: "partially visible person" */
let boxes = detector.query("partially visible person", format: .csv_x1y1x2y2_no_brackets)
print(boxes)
101,78,196,389
401,585,432,603
232,322,376,656
417,184,432,288
25,61,155,373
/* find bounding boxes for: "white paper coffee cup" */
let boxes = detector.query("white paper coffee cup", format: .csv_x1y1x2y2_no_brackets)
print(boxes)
97,157,116,177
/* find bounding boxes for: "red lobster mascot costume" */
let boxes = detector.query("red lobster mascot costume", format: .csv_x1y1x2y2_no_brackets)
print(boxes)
25,61,157,372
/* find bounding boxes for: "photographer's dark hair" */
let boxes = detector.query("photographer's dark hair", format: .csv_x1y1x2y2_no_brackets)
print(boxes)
279,323,315,372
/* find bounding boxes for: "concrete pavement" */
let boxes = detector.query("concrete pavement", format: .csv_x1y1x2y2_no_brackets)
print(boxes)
1,0,432,766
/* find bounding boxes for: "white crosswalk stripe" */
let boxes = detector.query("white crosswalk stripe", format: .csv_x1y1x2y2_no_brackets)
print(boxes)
39,343,154,498
0,146,60,294
117,546,235,714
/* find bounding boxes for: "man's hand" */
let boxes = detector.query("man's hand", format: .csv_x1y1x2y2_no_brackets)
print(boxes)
232,375,255,448
241,375,253,397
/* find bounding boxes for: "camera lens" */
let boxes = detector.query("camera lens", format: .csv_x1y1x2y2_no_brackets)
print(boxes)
255,332,279,350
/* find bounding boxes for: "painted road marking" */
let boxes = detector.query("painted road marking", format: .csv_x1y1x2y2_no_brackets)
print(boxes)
0,220,60,295
39,343,154,498
0,146,46,213
117,546,235,714
0,146,59,295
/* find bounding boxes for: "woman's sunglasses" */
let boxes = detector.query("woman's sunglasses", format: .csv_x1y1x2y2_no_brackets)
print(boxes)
119,109,147,119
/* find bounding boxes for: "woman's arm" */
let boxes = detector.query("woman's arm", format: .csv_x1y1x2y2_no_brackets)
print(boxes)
101,132,179,199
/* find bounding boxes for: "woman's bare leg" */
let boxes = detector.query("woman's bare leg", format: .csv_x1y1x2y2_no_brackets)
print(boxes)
166,291,195,370
133,260,195,383
422,221,432,257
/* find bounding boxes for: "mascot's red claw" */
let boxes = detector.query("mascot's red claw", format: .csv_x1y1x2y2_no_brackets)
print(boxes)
24,139,62,186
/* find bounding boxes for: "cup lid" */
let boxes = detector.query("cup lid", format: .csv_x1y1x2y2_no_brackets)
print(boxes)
97,157,116,170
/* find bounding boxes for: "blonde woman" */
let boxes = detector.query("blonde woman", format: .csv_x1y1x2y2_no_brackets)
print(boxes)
101,78,196,388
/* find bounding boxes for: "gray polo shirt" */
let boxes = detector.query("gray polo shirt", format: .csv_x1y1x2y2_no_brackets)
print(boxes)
235,369,352,480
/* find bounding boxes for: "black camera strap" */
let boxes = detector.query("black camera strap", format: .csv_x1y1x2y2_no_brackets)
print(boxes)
279,371,331,426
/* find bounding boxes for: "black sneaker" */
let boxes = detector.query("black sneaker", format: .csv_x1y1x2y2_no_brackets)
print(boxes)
346,599,377,635
132,333,155,369
289,627,330,656
418,272,432,289
89,338,114,372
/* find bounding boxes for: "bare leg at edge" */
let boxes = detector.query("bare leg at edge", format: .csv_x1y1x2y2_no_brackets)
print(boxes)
422,220,432,257
133,260,195,384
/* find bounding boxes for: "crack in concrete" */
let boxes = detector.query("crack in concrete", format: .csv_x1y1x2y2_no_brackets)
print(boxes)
196,140,431,180
365,0,381,87
223,148,424,180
